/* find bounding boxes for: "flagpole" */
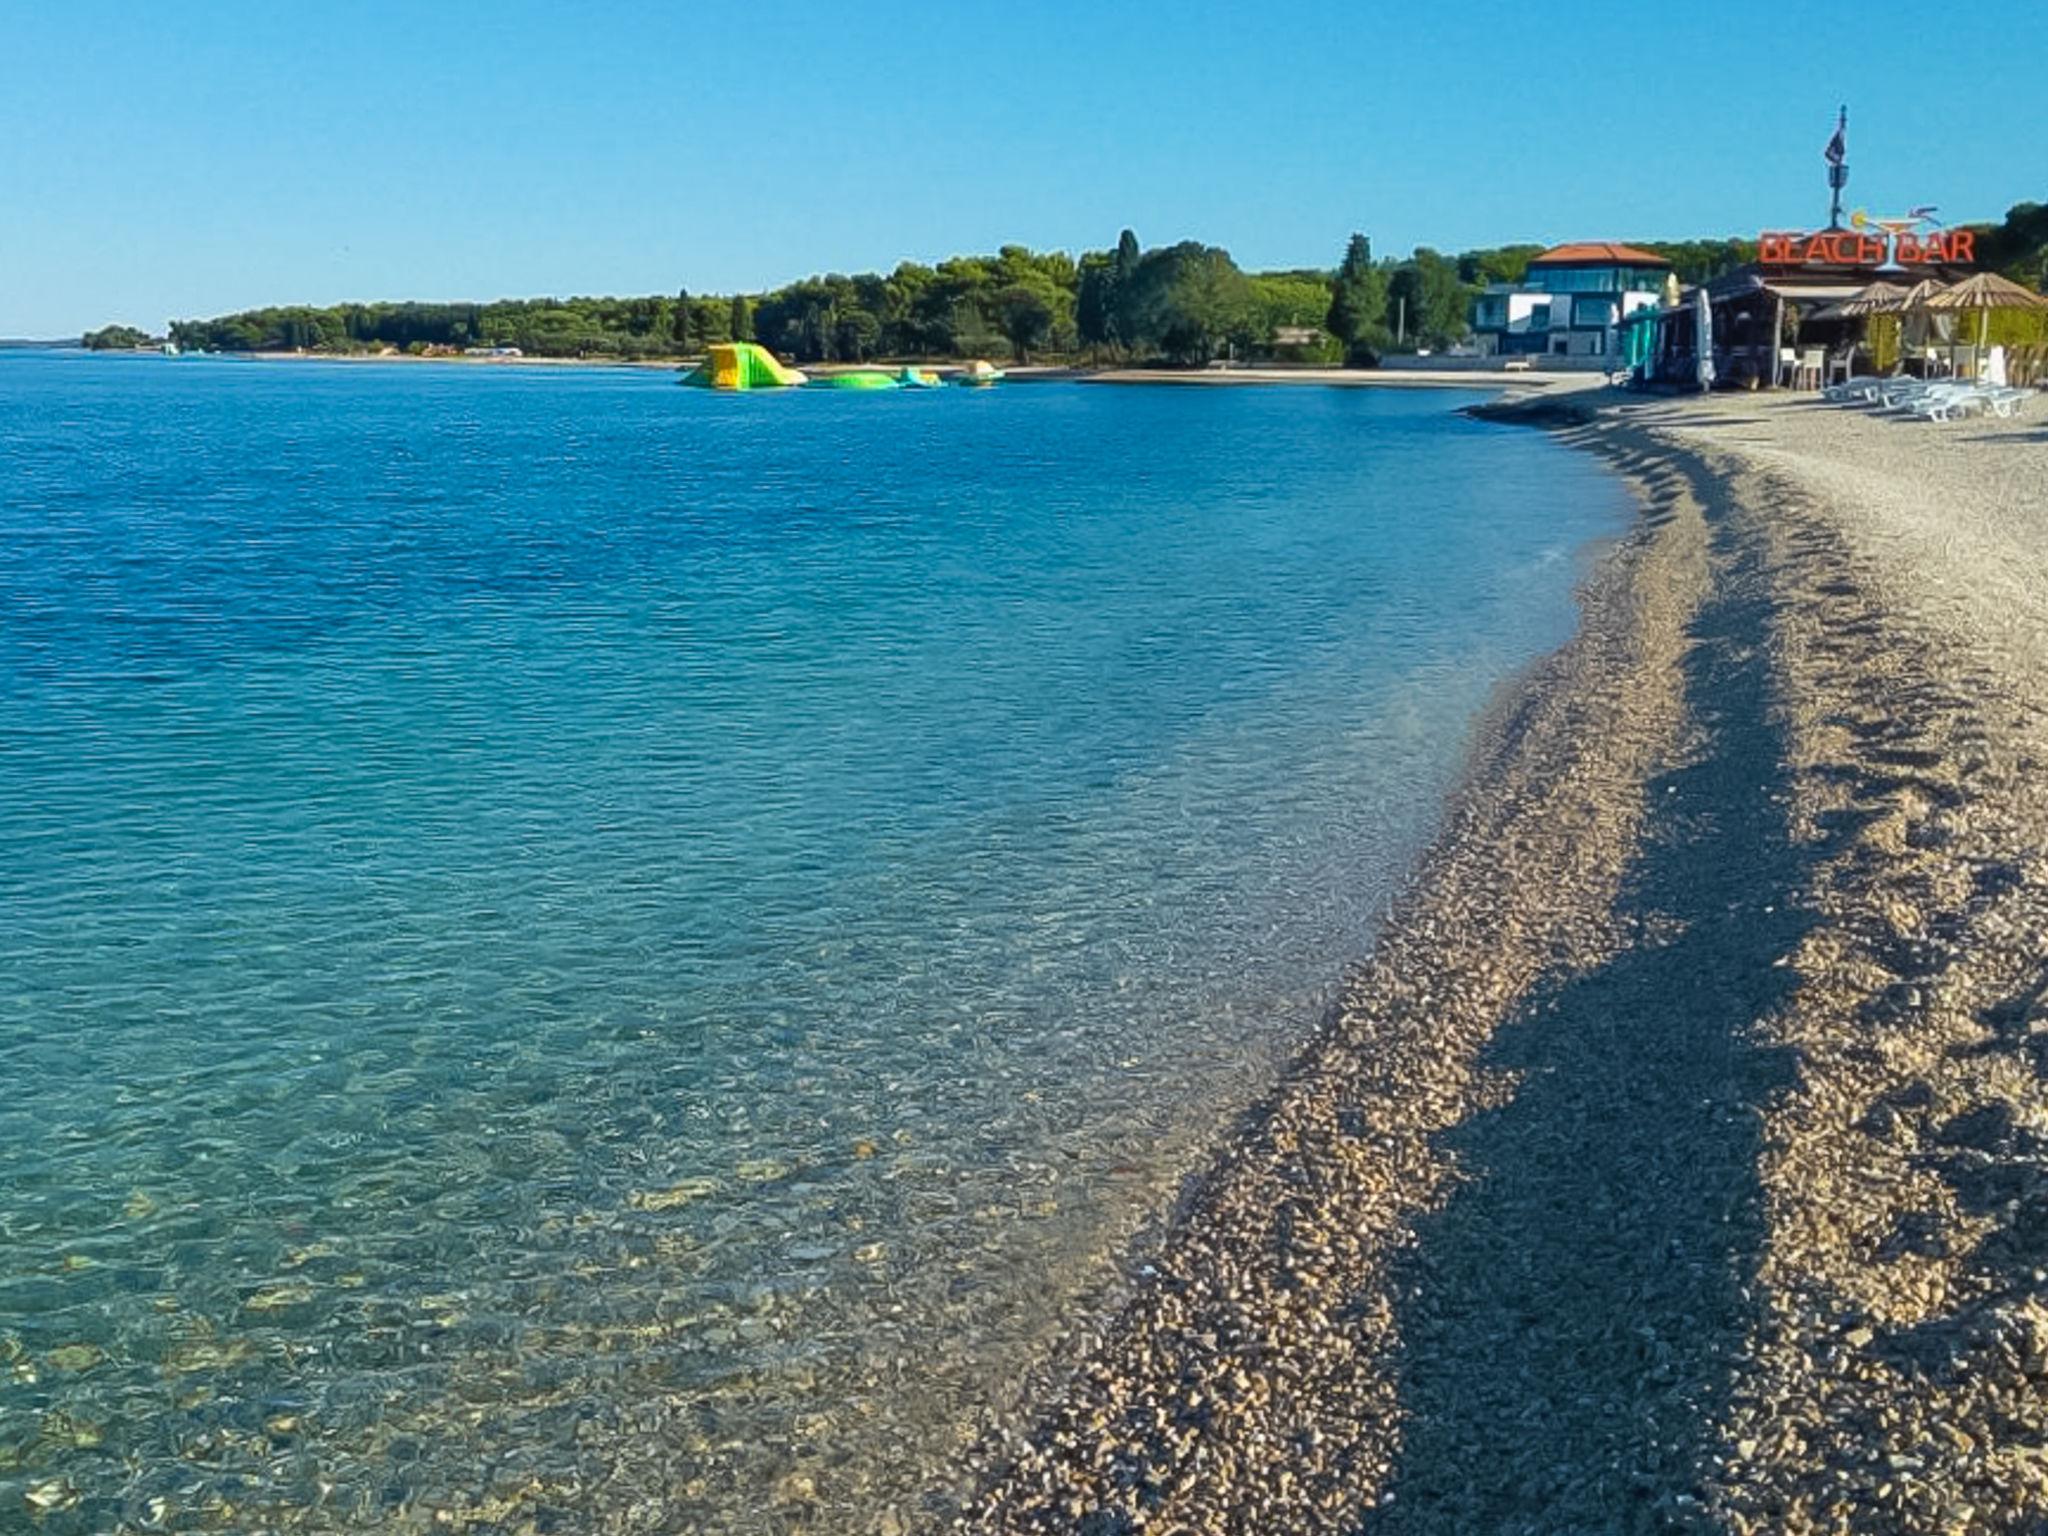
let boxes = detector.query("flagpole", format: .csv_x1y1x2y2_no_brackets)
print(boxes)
1826,105,1848,230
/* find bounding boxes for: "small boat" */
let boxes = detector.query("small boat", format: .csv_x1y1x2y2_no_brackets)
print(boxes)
952,359,1005,387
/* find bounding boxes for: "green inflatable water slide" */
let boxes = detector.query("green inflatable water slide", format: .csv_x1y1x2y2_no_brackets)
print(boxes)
679,342,809,390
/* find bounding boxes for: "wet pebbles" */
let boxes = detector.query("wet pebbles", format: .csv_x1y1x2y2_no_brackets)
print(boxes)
948,396,2048,1535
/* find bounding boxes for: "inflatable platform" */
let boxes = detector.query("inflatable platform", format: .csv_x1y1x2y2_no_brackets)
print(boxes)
804,370,900,391
680,342,809,390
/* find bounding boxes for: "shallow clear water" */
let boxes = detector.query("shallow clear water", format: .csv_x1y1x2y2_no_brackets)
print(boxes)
0,354,1625,1533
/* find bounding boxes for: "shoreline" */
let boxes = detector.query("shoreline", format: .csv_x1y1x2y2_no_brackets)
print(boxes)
946,389,2048,1533
1078,365,1594,391
86,348,1597,392
947,392,1711,1533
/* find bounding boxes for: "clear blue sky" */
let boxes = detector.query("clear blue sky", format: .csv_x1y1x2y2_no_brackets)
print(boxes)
6,0,2045,336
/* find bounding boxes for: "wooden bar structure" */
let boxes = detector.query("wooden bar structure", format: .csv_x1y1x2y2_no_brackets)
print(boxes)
1643,249,1977,391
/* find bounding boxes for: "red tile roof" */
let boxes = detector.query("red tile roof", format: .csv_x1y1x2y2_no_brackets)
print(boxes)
1529,242,1672,267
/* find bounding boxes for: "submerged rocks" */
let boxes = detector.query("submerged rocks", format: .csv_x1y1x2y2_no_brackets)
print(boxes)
627,1177,720,1212
23,1478,79,1514
44,1342,105,1373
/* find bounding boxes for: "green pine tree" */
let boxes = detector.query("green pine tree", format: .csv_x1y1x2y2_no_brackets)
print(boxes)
1326,234,1391,366
1111,228,1141,348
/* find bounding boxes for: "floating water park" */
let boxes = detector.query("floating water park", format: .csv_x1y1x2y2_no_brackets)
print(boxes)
679,342,996,391
678,342,808,389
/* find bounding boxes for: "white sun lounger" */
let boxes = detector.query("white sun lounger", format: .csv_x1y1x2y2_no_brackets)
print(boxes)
1908,388,1989,422
1901,385,2033,422
1824,375,1891,403
1873,380,1970,413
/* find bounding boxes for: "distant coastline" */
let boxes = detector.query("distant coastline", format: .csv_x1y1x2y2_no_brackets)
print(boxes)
52,346,1599,393
119,233,1778,375
59,203,2047,383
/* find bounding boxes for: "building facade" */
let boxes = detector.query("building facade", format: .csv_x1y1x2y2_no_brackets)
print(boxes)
1471,243,1674,359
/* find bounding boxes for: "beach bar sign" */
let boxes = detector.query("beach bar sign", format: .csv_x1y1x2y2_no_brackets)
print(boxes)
1760,211,1974,273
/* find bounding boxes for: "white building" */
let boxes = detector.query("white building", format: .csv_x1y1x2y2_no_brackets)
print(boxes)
1471,243,1674,359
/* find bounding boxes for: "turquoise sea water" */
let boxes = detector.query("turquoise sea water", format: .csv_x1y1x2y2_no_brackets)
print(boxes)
0,355,1626,1533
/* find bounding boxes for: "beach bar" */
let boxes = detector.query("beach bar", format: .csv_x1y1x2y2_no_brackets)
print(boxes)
1641,220,1981,389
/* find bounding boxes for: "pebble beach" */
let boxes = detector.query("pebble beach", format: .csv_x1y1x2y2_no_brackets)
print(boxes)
948,390,2048,1534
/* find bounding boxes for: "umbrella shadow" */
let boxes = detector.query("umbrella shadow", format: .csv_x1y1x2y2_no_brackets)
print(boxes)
1957,425,2048,445
1368,476,1811,1531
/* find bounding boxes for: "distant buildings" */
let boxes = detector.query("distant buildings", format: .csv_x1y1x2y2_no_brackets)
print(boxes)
1470,243,1674,360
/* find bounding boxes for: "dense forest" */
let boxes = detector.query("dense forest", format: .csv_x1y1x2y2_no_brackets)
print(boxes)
157,204,2045,366
161,237,1382,366
82,324,155,350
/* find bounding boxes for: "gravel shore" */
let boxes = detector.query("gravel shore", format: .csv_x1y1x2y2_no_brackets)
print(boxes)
944,391,2048,1534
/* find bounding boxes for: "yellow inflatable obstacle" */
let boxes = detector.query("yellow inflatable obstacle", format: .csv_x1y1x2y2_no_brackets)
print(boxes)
680,342,809,390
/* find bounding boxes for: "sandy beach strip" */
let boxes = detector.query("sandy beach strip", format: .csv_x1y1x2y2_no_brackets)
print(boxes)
943,391,2048,1535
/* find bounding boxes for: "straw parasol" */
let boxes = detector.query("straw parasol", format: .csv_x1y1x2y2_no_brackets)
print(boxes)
1799,280,1912,374
1875,277,1950,314
1922,270,2048,313
1921,271,2048,377
1871,278,1952,371
1832,280,1909,318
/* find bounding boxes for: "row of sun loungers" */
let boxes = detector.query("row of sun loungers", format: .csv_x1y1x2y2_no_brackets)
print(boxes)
1821,375,2036,422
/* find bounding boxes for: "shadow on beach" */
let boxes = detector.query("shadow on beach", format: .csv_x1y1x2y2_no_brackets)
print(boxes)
1372,465,1809,1532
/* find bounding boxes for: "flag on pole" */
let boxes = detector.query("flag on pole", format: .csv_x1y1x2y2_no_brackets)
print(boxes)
1824,111,1847,167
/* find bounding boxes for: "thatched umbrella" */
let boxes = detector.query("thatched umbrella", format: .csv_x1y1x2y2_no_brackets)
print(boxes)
1876,277,1950,313
1921,271,2048,380
1832,280,1909,318
1798,280,1909,376
1874,278,1952,372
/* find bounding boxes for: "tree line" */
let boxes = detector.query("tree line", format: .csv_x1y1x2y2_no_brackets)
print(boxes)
160,236,1359,366
82,324,155,350
1976,201,2048,290
155,204,2045,366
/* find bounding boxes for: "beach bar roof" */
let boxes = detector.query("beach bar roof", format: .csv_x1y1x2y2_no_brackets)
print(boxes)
1701,269,1876,306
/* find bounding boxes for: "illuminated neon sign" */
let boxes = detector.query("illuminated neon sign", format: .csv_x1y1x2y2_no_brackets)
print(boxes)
1757,228,1973,267
1761,210,1966,274
1759,211,1974,271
